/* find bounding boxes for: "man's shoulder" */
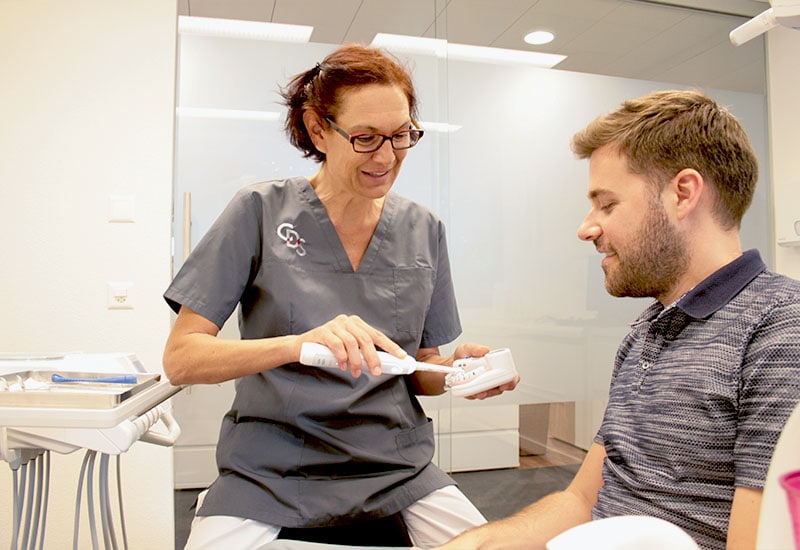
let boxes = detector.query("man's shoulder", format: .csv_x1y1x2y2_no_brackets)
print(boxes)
747,269,800,304
732,270,800,332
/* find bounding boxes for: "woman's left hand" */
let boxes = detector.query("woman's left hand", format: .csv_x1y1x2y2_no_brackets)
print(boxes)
452,343,521,400
463,376,520,400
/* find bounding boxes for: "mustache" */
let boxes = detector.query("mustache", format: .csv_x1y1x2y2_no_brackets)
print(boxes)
594,241,614,255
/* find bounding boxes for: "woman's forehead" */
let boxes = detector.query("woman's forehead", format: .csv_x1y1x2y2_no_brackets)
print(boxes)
335,84,410,120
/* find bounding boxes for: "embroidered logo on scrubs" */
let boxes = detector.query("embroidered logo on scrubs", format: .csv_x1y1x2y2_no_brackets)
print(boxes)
276,222,306,256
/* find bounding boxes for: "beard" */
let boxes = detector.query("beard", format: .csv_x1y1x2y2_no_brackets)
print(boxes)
602,197,689,300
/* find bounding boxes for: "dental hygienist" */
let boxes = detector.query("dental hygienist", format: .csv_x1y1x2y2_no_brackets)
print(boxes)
162,43,519,548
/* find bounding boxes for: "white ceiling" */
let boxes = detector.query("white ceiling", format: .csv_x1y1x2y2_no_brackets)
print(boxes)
177,0,770,94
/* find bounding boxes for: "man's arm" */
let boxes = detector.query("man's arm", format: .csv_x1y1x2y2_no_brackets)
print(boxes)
436,443,607,550
726,486,762,550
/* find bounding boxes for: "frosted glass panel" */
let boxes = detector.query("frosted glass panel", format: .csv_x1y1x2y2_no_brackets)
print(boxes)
174,30,770,409
174,39,333,254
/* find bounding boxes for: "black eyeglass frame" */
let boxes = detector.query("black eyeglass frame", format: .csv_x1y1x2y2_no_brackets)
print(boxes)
324,116,424,153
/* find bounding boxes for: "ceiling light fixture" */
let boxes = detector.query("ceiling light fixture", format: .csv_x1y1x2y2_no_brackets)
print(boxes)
447,43,564,67
524,31,555,45
178,16,313,43
371,34,448,56
372,33,565,68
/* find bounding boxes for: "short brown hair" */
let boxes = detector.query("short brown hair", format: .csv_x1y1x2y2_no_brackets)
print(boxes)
571,90,758,229
279,43,418,163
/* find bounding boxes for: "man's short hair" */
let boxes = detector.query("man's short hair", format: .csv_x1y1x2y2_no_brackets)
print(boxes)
571,90,759,229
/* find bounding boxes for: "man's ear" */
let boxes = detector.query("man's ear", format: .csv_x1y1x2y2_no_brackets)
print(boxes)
303,110,327,154
671,168,704,221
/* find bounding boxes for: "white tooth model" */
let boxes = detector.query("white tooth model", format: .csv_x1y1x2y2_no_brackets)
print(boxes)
444,348,518,397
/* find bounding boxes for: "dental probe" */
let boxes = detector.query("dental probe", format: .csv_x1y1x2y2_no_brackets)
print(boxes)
299,342,461,375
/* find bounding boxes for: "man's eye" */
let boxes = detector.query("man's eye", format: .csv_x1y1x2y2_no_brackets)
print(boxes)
600,202,616,212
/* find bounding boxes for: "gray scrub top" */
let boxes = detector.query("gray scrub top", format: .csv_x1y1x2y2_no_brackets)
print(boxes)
164,177,460,527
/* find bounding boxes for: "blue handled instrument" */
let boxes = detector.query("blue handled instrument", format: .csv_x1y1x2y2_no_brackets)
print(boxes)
51,373,139,384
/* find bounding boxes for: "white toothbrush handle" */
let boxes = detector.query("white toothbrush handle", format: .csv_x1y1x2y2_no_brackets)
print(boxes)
299,342,341,368
299,342,418,374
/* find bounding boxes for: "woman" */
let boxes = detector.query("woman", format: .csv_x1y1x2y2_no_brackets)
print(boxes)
163,43,517,548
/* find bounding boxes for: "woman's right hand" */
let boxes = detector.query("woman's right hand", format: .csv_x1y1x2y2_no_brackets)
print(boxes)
298,314,406,378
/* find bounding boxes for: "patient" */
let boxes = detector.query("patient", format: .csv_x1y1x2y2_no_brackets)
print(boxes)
438,90,800,550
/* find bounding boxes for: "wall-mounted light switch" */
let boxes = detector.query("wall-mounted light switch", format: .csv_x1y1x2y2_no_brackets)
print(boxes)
109,195,135,223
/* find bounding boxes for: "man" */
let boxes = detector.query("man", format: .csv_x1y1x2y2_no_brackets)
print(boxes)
438,90,800,550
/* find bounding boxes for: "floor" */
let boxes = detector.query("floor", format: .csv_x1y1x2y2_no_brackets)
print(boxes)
174,437,586,549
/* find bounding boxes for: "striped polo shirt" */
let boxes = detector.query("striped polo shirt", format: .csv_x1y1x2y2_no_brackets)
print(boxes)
592,249,800,549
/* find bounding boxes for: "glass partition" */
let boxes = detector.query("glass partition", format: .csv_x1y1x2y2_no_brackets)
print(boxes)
171,2,771,481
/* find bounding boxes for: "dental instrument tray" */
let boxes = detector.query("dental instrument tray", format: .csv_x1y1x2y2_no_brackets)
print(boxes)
0,370,161,409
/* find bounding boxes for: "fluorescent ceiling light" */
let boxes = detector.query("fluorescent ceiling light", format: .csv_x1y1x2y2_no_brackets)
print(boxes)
372,33,565,68
524,31,555,45
178,16,312,43
447,43,564,67
371,33,448,56
177,107,282,122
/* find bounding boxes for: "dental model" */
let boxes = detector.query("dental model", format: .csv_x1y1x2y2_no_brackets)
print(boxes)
444,348,518,397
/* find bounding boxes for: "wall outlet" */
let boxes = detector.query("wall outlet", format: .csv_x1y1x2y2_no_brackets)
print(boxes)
107,282,134,309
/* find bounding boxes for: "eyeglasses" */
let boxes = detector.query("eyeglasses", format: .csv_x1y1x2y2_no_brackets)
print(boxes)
324,117,424,153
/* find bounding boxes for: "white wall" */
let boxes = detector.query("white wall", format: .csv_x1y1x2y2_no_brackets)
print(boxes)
768,26,800,279
0,1,178,548
757,24,800,550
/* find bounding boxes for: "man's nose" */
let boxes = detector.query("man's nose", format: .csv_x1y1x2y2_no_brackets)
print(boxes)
577,214,601,242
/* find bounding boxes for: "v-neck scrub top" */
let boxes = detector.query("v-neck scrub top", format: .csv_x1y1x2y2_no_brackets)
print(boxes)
164,177,460,527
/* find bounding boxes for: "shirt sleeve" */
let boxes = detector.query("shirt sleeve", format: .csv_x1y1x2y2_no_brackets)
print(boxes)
735,298,800,488
164,187,264,328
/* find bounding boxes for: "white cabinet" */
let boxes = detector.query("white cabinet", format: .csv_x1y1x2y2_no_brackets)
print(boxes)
423,397,519,472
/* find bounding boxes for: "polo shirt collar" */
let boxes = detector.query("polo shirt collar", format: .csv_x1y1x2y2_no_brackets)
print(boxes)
676,249,766,319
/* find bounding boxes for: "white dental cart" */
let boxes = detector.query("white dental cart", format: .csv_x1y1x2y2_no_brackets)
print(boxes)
0,353,182,549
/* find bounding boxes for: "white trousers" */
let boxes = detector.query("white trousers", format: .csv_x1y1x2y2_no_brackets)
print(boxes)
184,484,487,549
